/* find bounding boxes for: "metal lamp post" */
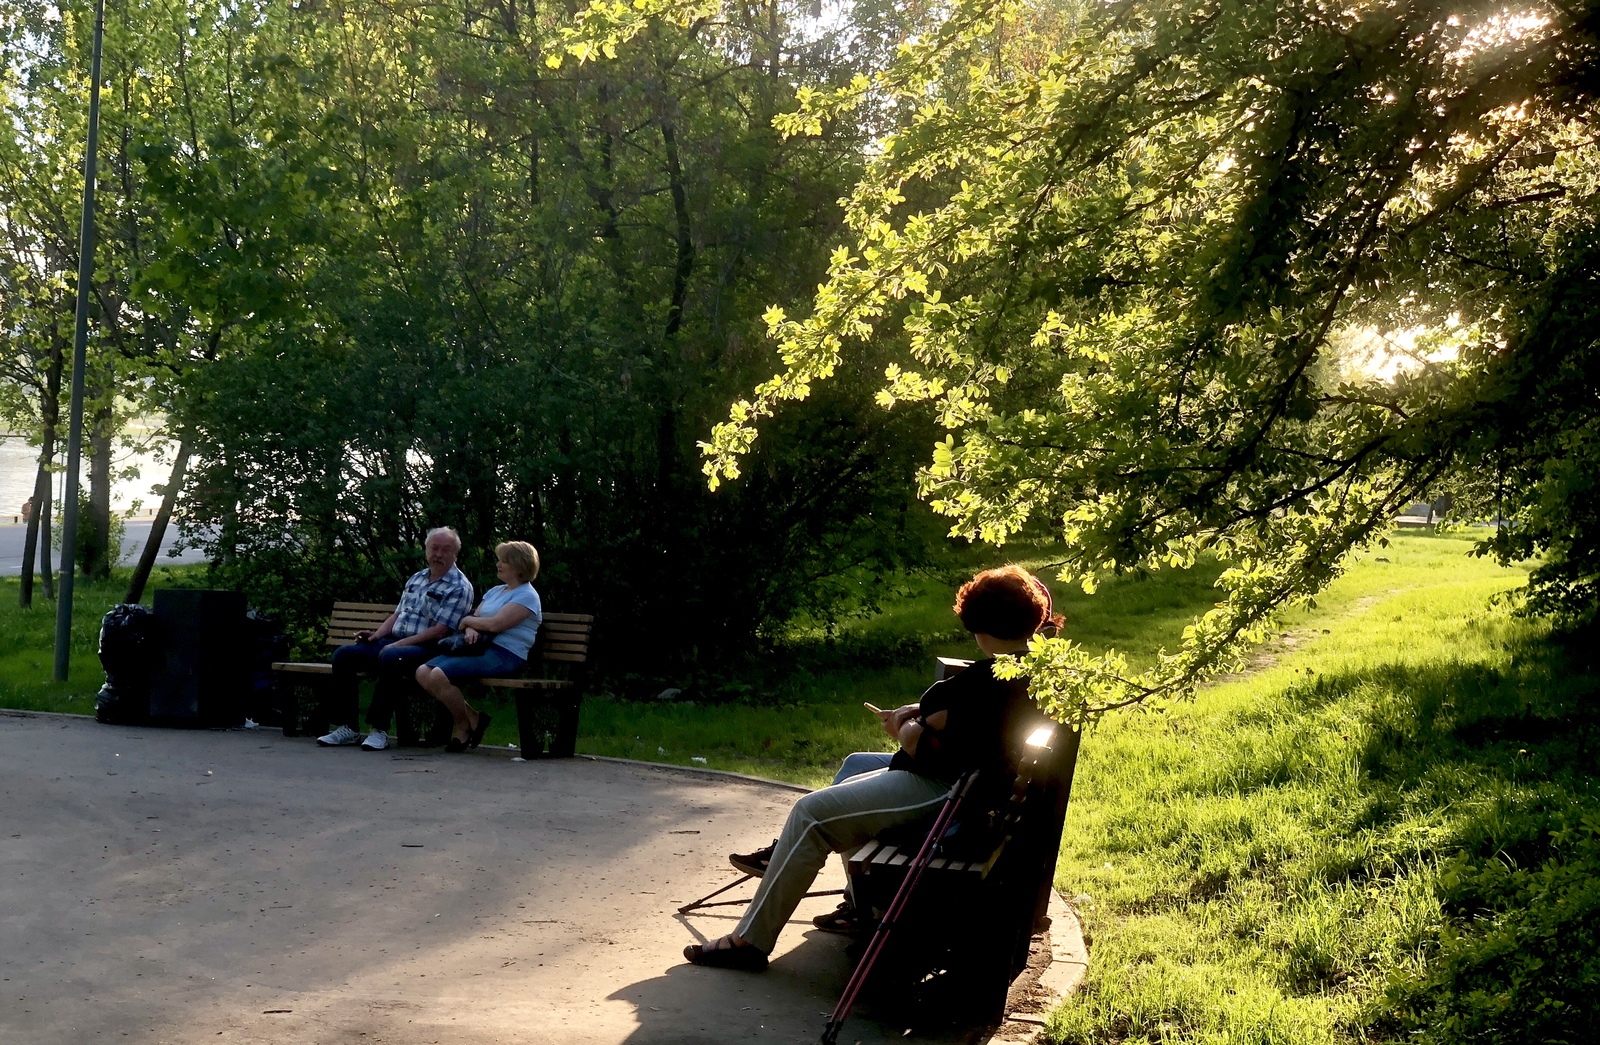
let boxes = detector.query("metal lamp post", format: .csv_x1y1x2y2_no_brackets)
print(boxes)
54,0,107,682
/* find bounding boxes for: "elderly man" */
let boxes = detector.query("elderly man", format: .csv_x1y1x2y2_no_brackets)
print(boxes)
316,527,475,751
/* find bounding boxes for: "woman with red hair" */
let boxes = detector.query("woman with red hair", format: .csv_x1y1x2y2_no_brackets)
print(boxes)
685,565,1060,971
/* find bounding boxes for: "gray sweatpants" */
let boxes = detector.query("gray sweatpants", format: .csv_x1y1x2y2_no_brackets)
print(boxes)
735,768,950,953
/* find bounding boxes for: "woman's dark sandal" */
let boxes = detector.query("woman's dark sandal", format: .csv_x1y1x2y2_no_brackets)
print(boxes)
467,710,493,749
683,939,768,972
445,736,469,753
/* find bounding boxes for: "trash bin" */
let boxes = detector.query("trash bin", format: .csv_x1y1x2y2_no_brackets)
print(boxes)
95,603,160,725
148,589,249,727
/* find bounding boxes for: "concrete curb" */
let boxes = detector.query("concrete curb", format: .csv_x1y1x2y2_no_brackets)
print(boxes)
992,890,1089,1044
572,752,815,793
0,707,819,795
0,708,84,721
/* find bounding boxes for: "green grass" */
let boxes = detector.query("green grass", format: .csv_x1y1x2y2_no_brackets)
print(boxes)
1045,539,1600,1044
0,568,207,714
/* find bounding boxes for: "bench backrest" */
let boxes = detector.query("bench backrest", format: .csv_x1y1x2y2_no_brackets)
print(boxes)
322,601,595,666
1003,722,1082,937
325,602,396,649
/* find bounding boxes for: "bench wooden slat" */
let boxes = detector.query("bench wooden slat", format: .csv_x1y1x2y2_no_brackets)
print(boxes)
850,841,882,872
325,626,386,638
272,661,334,674
332,601,400,612
321,636,592,658
480,677,573,690
972,848,1003,878
543,612,595,623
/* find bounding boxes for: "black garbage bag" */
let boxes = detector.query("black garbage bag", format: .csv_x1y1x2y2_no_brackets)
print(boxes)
244,608,290,727
96,603,159,725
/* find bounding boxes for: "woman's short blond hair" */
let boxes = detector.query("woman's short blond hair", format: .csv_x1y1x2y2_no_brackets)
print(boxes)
496,541,540,583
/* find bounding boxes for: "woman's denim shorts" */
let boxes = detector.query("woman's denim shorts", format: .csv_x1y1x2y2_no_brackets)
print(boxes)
425,643,526,682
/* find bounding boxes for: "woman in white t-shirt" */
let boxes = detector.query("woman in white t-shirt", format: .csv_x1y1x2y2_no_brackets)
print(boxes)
416,541,544,752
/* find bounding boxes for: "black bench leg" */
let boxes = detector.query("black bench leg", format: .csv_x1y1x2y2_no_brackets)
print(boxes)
515,691,547,758
281,680,302,737
281,679,323,737
552,693,581,758
511,691,582,759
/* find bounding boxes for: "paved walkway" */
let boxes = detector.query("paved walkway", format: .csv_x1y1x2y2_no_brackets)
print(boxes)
0,712,1062,1044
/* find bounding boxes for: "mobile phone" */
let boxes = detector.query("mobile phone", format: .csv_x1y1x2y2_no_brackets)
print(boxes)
864,702,885,715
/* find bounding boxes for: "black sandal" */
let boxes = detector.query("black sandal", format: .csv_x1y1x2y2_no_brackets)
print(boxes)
683,938,768,972
445,736,468,753
467,710,492,749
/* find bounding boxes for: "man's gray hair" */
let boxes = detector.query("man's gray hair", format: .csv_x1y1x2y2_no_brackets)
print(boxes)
425,526,462,551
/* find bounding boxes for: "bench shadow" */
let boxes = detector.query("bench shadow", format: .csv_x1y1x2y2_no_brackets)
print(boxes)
607,926,1003,1045
608,902,998,1043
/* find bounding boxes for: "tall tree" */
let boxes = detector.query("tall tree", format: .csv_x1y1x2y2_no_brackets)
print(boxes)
158,0,943,673
669,0,1600,718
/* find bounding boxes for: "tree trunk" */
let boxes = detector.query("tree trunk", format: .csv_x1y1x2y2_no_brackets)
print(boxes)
39,484,55,601
32,332,66,602
86,401,115,579
18,447,52,608
659,103,694,342
124,437,189,605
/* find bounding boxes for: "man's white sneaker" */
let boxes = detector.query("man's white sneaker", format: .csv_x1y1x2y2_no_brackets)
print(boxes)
361,729,390,751
316,725,362,747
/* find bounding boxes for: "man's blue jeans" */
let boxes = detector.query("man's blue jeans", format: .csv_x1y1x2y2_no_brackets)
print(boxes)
329,637,437,731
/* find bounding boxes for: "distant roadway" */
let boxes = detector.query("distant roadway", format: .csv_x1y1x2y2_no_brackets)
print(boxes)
0,519,209,578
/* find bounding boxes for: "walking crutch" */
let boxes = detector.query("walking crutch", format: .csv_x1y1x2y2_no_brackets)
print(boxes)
819,770,979,1045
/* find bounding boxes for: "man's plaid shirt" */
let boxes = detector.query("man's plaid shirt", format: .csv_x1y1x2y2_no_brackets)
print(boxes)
392,565,474,639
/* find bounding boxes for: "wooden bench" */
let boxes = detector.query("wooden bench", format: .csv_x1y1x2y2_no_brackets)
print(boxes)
843,693,1082,1025
271,601,595,757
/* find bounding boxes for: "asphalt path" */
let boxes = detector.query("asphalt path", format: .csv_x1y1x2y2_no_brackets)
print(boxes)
0,520,209,577
0,712,1009,1045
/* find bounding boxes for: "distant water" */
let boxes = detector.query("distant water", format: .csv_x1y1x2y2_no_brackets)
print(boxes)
0,433,180,521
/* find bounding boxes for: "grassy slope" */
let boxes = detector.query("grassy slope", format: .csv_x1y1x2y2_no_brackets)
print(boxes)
571,553,1229,784
1049,539,1599,1044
